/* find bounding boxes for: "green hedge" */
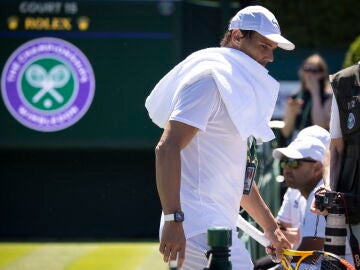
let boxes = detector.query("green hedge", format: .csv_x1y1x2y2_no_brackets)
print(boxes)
343,36,360,67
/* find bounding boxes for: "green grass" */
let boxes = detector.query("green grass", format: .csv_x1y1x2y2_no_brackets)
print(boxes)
0,243,41,268
0,242,168,270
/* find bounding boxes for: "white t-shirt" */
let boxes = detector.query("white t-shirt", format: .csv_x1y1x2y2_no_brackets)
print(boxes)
330,94,342,138
277,181,326,243
277,188,305,229
162,75,247,238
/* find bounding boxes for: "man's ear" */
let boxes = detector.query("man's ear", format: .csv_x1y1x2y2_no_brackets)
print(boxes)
231,29,243,45
313,162,324,178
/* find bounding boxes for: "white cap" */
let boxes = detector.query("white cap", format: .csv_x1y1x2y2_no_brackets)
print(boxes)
273,125,330,162
297,125,330,148
229,5,295,51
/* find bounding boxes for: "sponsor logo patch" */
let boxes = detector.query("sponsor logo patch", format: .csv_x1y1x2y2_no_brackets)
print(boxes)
347,112,355,130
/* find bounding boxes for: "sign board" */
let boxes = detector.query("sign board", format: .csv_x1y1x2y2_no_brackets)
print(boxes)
0,1,182,148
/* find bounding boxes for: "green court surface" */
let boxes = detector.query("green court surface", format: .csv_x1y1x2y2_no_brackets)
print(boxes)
0,242,167,270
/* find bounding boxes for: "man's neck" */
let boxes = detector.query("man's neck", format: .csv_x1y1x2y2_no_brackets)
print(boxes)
300,178,322,199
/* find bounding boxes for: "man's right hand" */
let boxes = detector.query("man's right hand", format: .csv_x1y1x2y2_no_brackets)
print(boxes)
310,186,331,215
159,222,186,267
264,225,292,262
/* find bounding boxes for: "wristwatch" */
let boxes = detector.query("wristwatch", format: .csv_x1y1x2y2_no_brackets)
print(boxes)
164,210,185,222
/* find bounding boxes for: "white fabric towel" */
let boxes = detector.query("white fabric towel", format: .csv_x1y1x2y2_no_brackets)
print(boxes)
145,47,279,142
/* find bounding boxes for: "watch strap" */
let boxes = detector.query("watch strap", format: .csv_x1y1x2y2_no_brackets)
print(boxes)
164,213,175,222
164,210,184,222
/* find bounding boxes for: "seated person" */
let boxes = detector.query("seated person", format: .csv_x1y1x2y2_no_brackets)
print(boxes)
254,125,329,269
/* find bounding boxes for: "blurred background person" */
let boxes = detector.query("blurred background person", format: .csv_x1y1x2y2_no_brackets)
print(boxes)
281,54,332,142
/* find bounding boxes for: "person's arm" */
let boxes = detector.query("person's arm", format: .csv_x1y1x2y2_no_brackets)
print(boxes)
281,97,303,138
327,95,344,190
329,138,344,191
156,120,198,266
305,75,332,129
276,220,300,247
276,189,301,247
309,92,332,130
241,182,291,260
311,96,341,214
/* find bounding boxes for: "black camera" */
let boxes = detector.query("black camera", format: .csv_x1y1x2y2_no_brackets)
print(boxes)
315,191,342,212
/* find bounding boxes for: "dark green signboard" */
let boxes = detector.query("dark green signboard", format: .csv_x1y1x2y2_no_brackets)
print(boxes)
0,0,182,149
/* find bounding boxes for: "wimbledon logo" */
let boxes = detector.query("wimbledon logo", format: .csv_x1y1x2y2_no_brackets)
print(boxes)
1,37,95,132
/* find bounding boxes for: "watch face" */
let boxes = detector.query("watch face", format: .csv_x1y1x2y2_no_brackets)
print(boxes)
175,211,184,222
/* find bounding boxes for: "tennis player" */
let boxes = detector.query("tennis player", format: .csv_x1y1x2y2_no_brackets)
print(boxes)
145,5,294,269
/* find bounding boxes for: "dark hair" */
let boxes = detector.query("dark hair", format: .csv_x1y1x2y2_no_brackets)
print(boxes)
220,31,232,47
220,30,254,47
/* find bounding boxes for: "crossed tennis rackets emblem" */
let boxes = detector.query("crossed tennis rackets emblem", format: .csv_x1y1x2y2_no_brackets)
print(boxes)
25,64,71,108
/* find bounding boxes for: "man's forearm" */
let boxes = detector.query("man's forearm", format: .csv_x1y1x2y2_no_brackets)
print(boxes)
155,142,182,214
310,94,330,129
281,110,296,138
155,120,199,214
240,182,277,231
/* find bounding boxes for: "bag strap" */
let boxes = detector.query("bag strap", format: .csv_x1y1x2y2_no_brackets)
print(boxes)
341,193,360,269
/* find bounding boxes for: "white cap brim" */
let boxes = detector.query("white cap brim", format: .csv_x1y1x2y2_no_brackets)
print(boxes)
262,33,295,50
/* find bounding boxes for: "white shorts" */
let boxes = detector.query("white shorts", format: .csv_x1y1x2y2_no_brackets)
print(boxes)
182,232,253,270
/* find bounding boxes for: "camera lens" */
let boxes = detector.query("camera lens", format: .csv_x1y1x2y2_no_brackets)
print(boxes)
324,212,347,258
